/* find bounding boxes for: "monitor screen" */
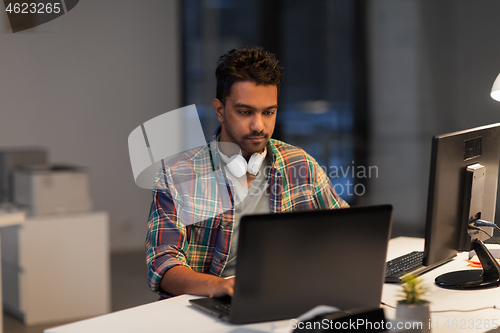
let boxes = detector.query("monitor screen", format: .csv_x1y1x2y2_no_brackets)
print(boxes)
422,123,500,289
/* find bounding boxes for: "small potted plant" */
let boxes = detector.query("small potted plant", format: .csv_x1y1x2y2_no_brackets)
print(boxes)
396,274,431,333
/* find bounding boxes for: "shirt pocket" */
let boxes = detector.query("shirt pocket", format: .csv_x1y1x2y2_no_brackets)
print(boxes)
173,178,231,227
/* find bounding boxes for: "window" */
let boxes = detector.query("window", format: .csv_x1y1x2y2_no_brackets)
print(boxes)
182,0,368,203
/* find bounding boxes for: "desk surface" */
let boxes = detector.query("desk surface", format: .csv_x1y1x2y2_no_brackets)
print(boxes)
44,295,291,333
45,237,500,333
383,238,500,333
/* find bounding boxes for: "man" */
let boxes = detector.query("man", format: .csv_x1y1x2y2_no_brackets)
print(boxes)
146,46,348,299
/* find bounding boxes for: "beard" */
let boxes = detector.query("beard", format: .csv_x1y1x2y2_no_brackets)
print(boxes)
224,127,269,156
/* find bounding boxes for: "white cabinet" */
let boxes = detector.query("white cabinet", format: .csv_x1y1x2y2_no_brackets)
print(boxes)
1,212,110,325
0,209,25,333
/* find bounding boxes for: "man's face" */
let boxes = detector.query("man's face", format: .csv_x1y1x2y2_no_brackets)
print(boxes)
213,81,278,160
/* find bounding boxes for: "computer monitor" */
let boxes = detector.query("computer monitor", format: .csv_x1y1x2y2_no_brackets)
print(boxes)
422,123,500,290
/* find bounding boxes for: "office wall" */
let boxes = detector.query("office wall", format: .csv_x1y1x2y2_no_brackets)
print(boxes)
366,0,500,235
0,0,180,251
5,0,499,249
366,0,425,235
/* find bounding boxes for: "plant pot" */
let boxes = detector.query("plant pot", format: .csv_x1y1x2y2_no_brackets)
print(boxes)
395,300,431,333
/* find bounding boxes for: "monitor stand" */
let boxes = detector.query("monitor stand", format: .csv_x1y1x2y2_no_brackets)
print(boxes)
435,239,500,290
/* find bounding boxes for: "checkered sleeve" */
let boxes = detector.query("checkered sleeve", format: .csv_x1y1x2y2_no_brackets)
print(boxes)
145,168,191,294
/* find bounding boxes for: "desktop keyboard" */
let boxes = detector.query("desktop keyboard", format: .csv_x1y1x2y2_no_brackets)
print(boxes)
385,251,428,283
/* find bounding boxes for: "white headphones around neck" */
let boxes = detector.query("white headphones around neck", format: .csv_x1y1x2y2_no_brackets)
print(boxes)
219,148,266,178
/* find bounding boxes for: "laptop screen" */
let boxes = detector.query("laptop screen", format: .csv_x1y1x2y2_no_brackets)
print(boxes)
231,205,393,324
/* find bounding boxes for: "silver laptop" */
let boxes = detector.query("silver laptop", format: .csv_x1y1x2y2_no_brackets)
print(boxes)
190,204,393,324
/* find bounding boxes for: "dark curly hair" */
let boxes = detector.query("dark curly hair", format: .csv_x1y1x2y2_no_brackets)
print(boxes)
215,46,283,105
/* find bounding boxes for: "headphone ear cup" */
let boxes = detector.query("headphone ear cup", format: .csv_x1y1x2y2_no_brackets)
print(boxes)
226,154,248,178
247,152,265,176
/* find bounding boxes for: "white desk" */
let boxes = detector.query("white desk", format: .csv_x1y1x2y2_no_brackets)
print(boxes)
45,237,500,333
383,237,500,333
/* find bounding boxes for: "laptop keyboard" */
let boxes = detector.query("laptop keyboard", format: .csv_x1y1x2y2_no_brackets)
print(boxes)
385,251,426,283
214,303,232,315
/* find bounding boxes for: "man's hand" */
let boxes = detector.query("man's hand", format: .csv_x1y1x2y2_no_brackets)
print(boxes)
160,265,234,297
208,276,234,298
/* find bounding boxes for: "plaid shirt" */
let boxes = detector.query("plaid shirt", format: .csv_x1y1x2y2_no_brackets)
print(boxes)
146,128,348,298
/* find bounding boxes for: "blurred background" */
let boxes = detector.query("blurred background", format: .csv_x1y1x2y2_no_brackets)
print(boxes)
2,0,500,331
